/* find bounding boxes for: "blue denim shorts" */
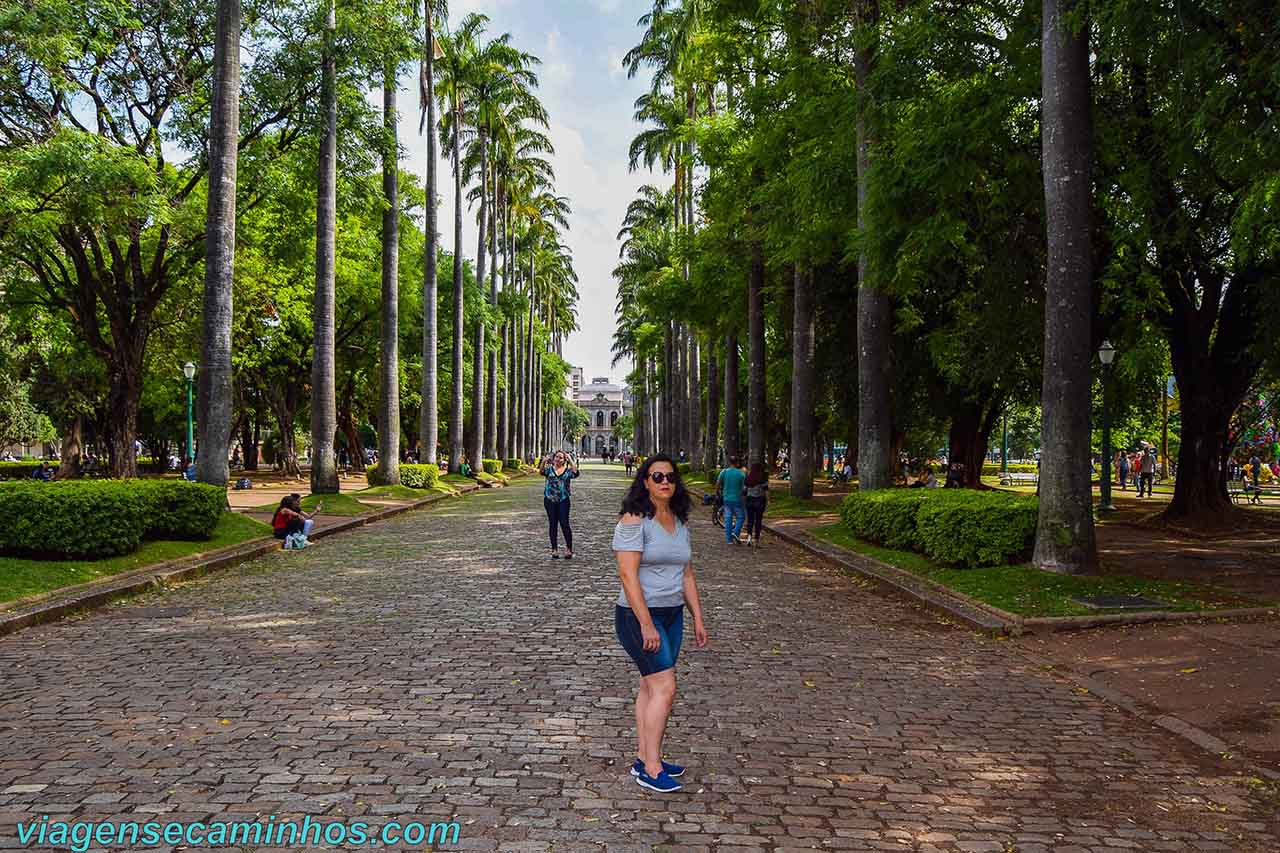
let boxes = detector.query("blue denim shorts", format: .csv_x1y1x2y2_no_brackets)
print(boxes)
615,604,684,676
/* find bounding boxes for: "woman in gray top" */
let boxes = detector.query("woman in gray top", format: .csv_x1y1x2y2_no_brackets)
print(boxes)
612,452,708,793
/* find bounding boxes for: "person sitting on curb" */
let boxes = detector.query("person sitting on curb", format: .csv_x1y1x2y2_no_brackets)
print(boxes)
271,493,322,548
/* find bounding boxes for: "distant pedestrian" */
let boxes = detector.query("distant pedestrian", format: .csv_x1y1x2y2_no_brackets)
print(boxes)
1250,452,1262,488
1140,448,1156,497
624,451,635,477
612,453,708,793
715,455,747,544
1117,451,1129,490
543,450,580,559
743,462,769,546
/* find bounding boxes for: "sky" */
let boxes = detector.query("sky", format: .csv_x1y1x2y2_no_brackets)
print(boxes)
391,0,656,389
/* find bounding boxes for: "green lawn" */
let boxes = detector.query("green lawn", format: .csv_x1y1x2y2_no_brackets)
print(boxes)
355,485,432,501
766,493,838,518
0,513,271,605
810,523,1255,618
253,493,370,516
440,473,478,486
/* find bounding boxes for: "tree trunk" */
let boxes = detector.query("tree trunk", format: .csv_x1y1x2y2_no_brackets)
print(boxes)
947,398,1001,488
340,387,366,474
310,0,339,494
420,7,439,465
196,0,241,488
854,4,892,492
378,63,401,485
704,349,719,472
447,87,466,474
486,172,499,459
266,385,303,479
723,333,739,463
747,241,767,468
1167,365,1239,517
241,413,258,472
57,414,83,479
1033,0,1098,574
688,332,701,468
791,266,816,497
469,130,488,470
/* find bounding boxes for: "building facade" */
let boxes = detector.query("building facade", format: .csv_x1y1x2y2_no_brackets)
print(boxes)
574,377,631,457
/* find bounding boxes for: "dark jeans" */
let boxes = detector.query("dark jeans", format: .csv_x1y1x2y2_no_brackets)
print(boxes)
745,496,766,540
1138,472,1154,496
544,496,572,550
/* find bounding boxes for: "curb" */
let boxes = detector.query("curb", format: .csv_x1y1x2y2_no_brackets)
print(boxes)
0,482,486,640
711,492,1280,779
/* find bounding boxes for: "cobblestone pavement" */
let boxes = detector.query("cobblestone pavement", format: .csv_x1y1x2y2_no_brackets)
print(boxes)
1,465,1277,852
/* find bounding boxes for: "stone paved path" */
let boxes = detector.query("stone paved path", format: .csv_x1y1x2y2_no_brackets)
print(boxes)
1,465,1277,852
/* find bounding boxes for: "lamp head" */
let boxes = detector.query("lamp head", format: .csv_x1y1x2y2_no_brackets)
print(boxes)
1098,340,1116,366
183,362,196,380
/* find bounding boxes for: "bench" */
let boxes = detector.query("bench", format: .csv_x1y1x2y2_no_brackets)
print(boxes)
1229,480,1280,505
999,472,1039,487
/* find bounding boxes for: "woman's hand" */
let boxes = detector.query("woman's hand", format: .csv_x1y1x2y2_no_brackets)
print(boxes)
640,621,662,652
693,617,709,648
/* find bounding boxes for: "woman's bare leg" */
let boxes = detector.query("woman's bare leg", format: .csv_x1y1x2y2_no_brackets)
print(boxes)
638,669,676,777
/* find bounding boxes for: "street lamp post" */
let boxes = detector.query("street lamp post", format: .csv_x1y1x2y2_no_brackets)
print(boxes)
1001,409,1009,475
183,362,196,470
1098,340,1116,513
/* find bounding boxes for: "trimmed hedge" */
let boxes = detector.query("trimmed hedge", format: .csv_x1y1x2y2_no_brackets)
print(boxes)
368,463,441,489
839,489,929,551
0,480,224,559
981,463,1038,475
840,488,1038,568
134,480,225,540
504,458,521,470
677,462,692,476
0,462,44,481
482,459,503,475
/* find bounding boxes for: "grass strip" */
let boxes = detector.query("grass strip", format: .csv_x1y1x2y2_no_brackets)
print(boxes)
0,513,270,604
810,523,1256,618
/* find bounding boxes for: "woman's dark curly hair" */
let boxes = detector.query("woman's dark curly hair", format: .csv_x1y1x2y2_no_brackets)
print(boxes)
619,452,690,523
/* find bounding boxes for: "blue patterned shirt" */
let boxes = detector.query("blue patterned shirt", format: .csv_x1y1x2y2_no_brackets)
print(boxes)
544,466,579,501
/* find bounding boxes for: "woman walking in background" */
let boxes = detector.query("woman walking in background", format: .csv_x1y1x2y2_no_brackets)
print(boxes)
613,453,709,793
743,462,769,546
543,450,580,559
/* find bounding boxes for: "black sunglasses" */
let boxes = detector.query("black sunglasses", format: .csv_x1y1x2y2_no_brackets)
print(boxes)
648,470,679,484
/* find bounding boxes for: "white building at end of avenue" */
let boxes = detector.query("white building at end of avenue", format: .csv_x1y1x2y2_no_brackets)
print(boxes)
567,372,632,457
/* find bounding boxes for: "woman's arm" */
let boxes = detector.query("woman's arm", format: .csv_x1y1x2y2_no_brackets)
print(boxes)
682,564,709,648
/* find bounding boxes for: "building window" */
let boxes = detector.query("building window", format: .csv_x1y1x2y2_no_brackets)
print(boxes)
610,411,618,426
596,410,604,428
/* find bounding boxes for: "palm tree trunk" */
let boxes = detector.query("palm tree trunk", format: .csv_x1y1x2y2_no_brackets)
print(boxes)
704,348,719,472
420,6,439,465
662,324,674,454
486,171,499,458
687,332,700,468
747,241,767,468
1034,0,1098,573
310,0,339,495
378,62,402,484
855,2,892,491
469,129,488,469
448,90,465,474
723,333,739,463
196,0,241,488
791,265,816,497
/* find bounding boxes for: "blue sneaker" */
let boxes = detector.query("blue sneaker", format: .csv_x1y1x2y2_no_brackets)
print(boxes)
631,758,685,778
635,768,682,793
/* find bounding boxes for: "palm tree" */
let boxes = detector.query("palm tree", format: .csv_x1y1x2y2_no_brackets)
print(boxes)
437,13,484,473
311,0,339,494
1034,0,1098,574
378,54,401,485
461,33,544,467
419,0,447,466
197,0,241,487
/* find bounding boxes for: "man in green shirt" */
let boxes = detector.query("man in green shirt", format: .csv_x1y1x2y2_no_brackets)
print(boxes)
716,456,747,544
